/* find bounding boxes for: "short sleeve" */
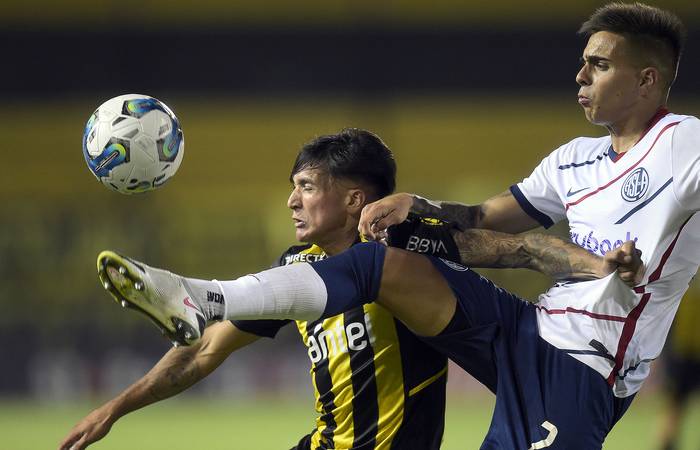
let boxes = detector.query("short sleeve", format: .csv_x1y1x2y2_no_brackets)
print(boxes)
232,319,291,338
511,150,567,228
671,118,700,211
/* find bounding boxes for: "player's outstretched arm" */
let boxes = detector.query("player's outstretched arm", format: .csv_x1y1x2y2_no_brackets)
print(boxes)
58,322,258,450
359,190,541,240
452,228,643,287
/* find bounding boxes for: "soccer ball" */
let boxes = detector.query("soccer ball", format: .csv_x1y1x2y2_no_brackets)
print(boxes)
82,94,184,194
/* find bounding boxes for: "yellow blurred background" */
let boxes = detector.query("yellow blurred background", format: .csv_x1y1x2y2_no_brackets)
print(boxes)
1,1,700,448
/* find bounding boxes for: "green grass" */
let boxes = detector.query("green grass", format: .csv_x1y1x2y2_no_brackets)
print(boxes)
1,394,699,449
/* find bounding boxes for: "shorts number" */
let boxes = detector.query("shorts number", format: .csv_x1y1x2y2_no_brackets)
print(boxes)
528,421,558,449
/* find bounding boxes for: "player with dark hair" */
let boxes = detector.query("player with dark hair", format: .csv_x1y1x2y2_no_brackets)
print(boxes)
86,2,696,449
61,128,456,450
577,1,685,95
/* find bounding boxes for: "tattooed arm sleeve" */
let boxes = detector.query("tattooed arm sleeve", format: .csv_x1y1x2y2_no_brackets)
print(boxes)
410,190,541,234
452,228,607,281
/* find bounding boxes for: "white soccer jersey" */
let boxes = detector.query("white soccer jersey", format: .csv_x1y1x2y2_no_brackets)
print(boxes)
512,110,700,397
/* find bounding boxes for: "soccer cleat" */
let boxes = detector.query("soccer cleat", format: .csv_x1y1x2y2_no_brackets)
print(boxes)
97,250,206,346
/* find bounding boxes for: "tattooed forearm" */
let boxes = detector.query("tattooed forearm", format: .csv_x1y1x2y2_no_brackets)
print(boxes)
146,347,202,402
411,195,483,230
522,233,604,280
452,229,606,280
106,345,206,420
105,326,247,422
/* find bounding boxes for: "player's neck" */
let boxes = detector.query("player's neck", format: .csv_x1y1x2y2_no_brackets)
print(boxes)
316,228,359,257
607,105,668,154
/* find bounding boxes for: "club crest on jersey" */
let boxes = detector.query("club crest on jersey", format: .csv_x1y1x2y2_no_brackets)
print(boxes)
621,167,649,202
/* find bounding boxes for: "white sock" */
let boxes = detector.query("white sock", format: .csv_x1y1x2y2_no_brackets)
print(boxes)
216,263,327,321
181,277,227,321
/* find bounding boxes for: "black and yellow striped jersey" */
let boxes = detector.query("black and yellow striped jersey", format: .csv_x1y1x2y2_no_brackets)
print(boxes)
234,242,448,450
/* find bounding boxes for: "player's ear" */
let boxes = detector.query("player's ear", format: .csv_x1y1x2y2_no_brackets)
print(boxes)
638,67,659,95
346,188,366,213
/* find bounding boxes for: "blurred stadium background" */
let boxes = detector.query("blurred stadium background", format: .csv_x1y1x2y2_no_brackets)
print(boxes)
1,1,700,448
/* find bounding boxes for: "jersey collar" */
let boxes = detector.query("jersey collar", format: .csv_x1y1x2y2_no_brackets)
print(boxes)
609,107,670,162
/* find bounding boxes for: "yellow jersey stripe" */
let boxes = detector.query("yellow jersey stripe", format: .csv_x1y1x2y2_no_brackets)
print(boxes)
367,304,405,450
408,365,448,397
322,314,355,449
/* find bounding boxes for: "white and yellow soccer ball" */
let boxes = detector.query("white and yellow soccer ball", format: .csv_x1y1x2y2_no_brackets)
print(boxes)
82,94,184,194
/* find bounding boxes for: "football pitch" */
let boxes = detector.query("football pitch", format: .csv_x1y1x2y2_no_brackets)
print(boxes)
2,394,698,449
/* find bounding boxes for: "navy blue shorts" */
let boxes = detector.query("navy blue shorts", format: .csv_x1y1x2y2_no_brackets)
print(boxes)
421,257,635,450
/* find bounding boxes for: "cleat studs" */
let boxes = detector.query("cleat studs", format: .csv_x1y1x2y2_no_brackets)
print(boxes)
121,300,128,308
184,332,192,340
134,281,144,291
176,322,183,329
173,341,180,348
119,266,126,275
103,281,110,290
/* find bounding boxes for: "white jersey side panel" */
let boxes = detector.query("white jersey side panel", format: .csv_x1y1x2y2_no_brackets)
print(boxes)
514,113,700,397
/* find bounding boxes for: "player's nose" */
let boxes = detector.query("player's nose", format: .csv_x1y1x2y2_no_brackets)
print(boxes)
287,188,301,209
576,65,590,86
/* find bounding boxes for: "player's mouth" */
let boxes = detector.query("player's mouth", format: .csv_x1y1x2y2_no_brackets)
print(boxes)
578,95,591,107
293,218,306,228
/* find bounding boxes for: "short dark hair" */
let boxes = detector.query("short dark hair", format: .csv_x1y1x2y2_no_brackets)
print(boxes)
291,128,396,199
578,2,686,87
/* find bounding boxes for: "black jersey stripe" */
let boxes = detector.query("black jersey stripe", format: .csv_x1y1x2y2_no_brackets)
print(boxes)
308,319,338,449
563,349,615,361
344,308,379,448
557,151,609,170
614,177,673,224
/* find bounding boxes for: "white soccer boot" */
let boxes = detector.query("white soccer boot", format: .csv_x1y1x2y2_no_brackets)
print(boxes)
97,250,206,346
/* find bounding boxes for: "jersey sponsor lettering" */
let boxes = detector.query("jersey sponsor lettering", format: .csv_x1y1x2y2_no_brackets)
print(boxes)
569,229,639,256
307,313,376,364
405,235,448,255
387,214,461,262
285,252,326,264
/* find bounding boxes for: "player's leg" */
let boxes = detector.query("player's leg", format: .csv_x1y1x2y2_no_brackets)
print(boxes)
468,300,636,450
98,248,333,346
397,256,636,449
98,243,459,344
360,246,458,336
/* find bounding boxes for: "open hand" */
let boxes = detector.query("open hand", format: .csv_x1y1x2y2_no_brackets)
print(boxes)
58,407,114,450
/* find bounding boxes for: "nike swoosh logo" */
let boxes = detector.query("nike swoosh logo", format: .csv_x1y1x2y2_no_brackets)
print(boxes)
566,187,589,197
183,297,201,312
